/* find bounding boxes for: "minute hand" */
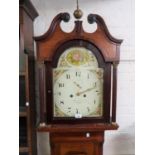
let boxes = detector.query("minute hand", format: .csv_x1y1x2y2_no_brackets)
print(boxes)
76,86,96,96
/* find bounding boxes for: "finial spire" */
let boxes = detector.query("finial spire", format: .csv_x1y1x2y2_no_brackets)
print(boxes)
73,0,83,19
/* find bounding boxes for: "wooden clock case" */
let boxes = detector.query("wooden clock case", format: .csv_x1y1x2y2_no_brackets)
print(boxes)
35,13,122,155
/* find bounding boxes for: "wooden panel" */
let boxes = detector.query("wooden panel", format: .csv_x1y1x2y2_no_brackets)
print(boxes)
50,132,104,143
45,62,53,123
19,117,28,147
19,75,26,108
38,64,46,123
103,63,112,123
19,23,26,72
22,11,34,56
37,123,119,133
50,132,104,155
27,56,37,155
59,143,94,155
19,1,38,155
19,0,38,21
112,63,118,122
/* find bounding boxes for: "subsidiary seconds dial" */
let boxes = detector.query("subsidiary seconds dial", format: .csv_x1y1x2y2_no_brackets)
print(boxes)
53,68,103,117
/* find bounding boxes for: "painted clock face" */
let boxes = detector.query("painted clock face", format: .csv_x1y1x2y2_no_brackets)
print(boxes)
53,47,103,118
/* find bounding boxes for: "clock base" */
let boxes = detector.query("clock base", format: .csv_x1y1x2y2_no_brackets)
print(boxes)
50,132,104,155
37,123,119,155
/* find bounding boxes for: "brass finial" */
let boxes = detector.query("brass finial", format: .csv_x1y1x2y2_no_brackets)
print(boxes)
73,0,83,19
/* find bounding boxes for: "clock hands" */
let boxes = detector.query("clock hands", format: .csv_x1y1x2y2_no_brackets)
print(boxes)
76,85,96,96
73,81,82,89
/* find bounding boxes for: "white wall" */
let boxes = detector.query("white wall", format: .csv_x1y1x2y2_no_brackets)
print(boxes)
32,0,135,155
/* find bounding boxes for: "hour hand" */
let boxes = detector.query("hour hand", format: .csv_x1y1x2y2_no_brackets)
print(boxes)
73,81,82,89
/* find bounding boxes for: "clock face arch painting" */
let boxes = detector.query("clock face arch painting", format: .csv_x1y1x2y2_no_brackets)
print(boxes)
57,47,98,67
53,47,104,118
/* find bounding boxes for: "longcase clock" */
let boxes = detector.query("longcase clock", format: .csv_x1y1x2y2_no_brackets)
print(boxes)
35,12,122,155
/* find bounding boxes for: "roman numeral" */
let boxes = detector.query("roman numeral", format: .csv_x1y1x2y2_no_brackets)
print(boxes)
94,82,97,87
59,83,64,87
87,107,90,112
76,72,81,77
96,90,100,95
66,74,70,79
67,107,71,113
60,101,64,104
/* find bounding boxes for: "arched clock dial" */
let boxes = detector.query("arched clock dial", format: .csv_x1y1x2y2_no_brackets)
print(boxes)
53,47,104,118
